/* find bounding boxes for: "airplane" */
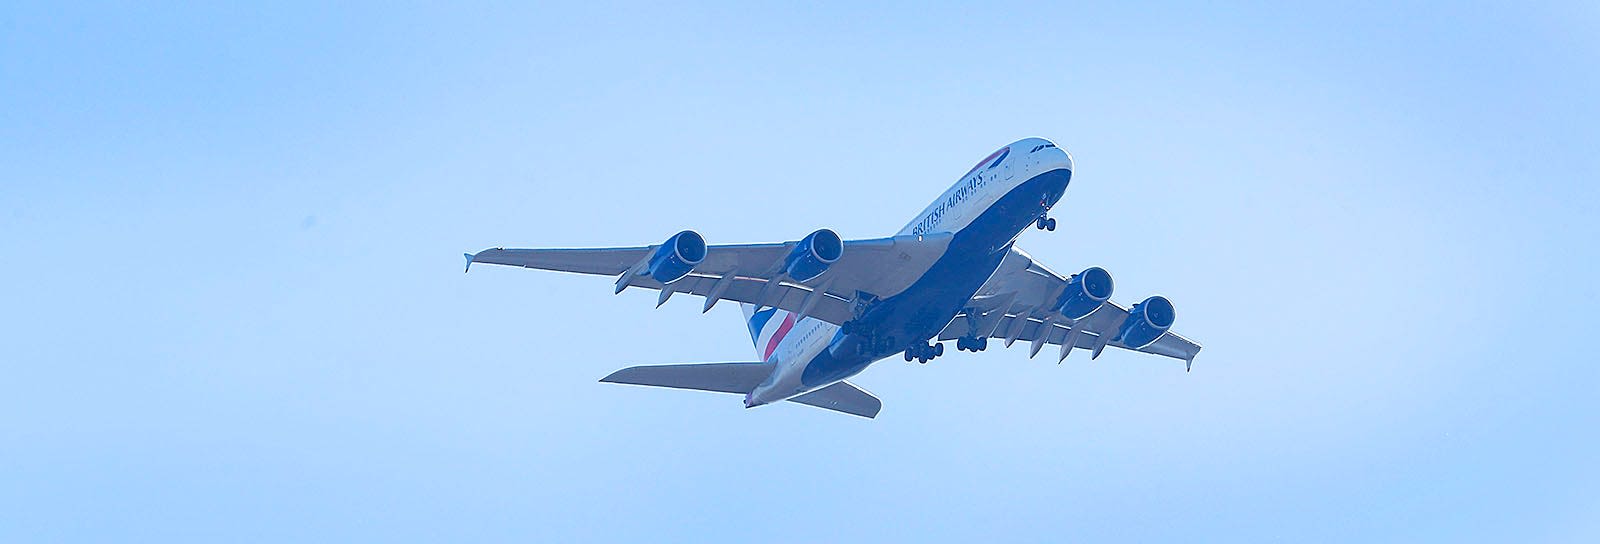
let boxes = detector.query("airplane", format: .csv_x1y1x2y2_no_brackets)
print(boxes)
464,137,1200,418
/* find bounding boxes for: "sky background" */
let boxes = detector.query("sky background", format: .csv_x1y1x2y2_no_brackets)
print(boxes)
3,2,1598,542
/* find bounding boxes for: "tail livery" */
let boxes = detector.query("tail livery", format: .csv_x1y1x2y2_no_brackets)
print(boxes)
743,304,798,362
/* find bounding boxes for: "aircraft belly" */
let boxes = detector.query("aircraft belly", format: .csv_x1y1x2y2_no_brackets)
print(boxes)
804,168,1072,388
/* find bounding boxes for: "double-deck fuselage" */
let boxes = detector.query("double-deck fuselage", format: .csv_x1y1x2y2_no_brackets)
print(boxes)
744,138,1074,407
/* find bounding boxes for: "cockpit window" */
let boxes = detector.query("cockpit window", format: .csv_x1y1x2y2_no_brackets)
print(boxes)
1029,143,1057,153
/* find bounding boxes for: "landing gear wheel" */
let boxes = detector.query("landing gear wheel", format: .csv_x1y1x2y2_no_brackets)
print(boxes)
1045,217,1057,231
906,341,944,363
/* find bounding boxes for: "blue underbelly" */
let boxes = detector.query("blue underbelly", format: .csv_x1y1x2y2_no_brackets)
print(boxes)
800,168,1072,387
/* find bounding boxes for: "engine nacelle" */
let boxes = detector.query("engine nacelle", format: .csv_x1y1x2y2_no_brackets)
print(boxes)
646,230,706,284
1055,266,1113,320
784,229,843,282
1115,295,1175,349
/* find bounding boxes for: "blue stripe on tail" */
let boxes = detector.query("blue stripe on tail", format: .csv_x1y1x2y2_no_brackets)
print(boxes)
746,306,777,345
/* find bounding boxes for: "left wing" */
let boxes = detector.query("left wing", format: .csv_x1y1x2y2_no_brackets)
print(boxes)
937,247,1202,369
466,232,952,326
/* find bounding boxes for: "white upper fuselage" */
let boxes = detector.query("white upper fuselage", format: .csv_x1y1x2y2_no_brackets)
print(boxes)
743,138,1073,407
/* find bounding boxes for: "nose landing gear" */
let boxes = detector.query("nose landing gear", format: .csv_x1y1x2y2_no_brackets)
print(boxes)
1035,216,1057,231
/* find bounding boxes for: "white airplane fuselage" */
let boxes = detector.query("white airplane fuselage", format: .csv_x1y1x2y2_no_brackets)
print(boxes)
743,138,1074,408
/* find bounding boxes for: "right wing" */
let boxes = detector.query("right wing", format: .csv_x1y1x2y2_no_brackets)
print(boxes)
466,233,952,326
937,247,1202,369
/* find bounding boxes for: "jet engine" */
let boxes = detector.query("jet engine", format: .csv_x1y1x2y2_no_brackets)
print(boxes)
646,230,707,284
1115,295,1175,349
784,229,843,282
1055,266,1113,320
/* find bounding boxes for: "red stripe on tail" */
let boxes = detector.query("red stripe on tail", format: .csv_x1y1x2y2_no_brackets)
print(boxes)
762,312,798,361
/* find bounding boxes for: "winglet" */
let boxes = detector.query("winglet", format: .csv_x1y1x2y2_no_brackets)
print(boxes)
463,252,474,273
1186,357,1194,372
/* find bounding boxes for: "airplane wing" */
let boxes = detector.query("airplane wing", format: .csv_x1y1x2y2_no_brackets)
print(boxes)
936,247,1202,369
466,232,953,326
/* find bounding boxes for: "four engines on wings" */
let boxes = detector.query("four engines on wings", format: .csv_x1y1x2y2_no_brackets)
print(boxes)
464,137,1196,366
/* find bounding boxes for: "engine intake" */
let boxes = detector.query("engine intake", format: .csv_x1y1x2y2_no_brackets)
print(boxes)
646,230,706,284
784,229,843,282
1115,295,1175,349
1055,267,1113,320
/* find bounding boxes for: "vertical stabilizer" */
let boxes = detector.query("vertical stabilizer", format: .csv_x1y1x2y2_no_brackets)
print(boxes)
740,303,797,362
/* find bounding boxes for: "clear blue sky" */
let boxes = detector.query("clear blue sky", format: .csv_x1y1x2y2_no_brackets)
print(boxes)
4,2,1598,542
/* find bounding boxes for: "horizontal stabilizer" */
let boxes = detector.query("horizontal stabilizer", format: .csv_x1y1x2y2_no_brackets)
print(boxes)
788,381,882,419
600,362,771,394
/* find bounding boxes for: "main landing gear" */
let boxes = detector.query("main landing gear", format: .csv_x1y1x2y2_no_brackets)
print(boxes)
1035,216,1057,231
955,336,989,352
844,320,901,357
904,341,944,364
840,320,859,335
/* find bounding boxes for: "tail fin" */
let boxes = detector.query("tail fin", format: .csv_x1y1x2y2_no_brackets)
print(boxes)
740,303,797,362
740,303,771,347
600,362,771,394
